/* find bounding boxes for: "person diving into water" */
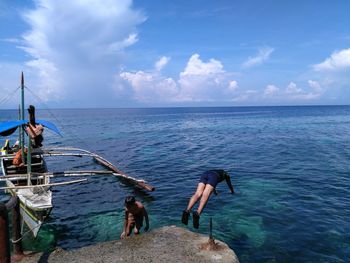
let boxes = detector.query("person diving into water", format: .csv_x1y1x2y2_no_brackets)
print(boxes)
182,169,234,229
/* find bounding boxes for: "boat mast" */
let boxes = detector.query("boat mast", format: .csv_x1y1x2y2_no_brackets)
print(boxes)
20,72,25,164
18,105,21,150
20,72,32,184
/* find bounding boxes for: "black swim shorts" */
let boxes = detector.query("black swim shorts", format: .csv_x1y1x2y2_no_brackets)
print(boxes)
199,171,219,188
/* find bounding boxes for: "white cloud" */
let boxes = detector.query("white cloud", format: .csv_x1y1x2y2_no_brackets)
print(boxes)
120,53,328,104
120,71,178,102
121,54,238,103
286,82,302,94
242,47,274,68
308,80,322,92
264,84,279,96
177,54,232,101
2,38,21,44
155,56,170,72
311,49,350,97
231,90,258,102
25,58,61,101
120,54,328,105
107,33,138,53
228,80,238,91
284,82,322,100
19,0,145,106
180,54,223,76
313,48,350,71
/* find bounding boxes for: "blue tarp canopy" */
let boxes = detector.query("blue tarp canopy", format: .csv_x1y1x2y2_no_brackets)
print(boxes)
36,119,62,136
0,120,27,136
0,119,62,137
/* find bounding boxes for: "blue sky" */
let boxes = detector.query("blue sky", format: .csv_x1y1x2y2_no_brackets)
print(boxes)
1,0,350,108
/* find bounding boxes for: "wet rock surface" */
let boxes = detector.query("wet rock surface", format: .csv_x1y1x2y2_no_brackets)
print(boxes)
20,226,239,263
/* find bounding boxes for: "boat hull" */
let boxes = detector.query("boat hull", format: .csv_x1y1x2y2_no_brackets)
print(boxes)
1,153,52,237
19,201,52,237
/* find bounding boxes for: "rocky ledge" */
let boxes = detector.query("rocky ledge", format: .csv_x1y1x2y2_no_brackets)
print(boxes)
20,226,239,263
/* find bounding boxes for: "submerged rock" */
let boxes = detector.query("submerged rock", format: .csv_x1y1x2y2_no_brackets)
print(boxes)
21,225,239,263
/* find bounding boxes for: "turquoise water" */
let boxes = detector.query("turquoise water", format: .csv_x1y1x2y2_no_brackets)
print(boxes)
1,106,350,262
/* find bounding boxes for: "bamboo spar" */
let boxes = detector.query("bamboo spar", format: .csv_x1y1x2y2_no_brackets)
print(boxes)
44,147,156,192
0,178,87,190
93,156,155,191
0,170,114,181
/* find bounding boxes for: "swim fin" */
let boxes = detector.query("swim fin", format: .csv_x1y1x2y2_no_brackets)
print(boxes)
181,210,190,225
193,211,200,229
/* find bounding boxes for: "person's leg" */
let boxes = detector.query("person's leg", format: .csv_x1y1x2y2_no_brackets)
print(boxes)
193,184,214,229
197,184,214,215
134,216,143,235
186,183,206,211
182,183,206,225
126,221,134,236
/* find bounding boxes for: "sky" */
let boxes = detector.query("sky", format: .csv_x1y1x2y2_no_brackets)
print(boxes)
1,0,350,108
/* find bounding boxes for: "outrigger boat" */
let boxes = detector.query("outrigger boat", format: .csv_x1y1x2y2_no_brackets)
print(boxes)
0,72,155,237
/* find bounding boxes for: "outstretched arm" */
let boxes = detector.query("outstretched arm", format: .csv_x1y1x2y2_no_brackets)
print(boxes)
120,209,129,239
226,175,234,194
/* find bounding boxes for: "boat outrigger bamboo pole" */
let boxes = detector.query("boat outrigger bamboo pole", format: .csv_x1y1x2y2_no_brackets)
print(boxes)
0,178,87,190
47,147,156,191
93,155,155,191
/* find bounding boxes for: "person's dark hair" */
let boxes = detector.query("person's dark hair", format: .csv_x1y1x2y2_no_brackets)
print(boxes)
125,196,136,206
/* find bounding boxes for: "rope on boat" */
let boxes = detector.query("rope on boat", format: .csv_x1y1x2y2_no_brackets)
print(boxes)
11,222,43,243
0,86,20,106
25,87,93,151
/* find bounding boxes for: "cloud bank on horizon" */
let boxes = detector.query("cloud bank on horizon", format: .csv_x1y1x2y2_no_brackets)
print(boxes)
0,0,350,107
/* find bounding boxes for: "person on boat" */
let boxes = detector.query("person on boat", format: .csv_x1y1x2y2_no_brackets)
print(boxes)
12,148,27,167
120,196,149,239
26,105,44,148
12,140,20,151
26,123,44,147
181,169,234,229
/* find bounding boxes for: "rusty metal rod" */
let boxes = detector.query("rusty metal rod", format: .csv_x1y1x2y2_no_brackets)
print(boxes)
209,217,213,240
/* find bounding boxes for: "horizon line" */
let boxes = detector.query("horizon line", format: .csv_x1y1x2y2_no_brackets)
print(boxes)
0,104,349,111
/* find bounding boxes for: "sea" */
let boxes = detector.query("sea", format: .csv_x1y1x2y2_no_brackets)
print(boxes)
0,106,349,263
